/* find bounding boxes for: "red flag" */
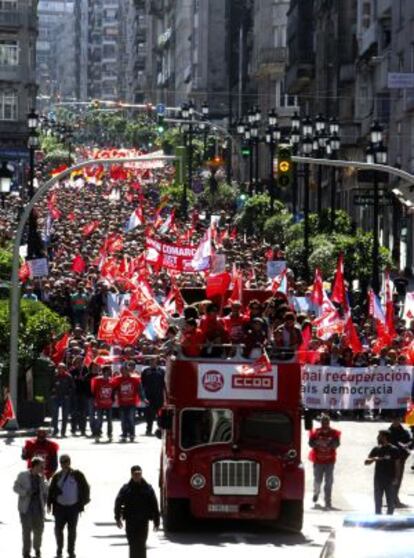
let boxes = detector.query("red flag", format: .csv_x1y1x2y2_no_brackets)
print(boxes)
311,268,324,306
50,207,62,220
83,345,94,368
404,401,414,426
0,392,16,428
113,310,145,346
385,271,397,339
109,165,128,181
236,352,272,375
118,256,132,277
164,285,186,315
104,233,124,254
343,316,363,353
230,227,237,240
97,317,119,343
331,253,347,309
51,332,70,365
206,272,231,299
298,322,319,364
82,220,100,237
68,212,76,222
71,254,86,274
50,164,68,177
18,261,31,283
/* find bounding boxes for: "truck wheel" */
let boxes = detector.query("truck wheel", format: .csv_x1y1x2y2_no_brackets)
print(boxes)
162,498,190,532
277,500,303,533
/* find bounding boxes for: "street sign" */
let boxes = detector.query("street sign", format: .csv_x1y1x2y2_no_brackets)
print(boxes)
388,72,414,89
156,103,166,116
353,195,393,207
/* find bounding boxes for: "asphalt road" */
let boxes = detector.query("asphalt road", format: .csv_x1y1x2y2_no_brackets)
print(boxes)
1,420,413,558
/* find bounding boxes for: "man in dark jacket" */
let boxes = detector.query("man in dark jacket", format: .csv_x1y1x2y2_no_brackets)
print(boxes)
47,454,90,558
388,415,412,507
50,363,75,437
114,465,160,558
141,357,165,436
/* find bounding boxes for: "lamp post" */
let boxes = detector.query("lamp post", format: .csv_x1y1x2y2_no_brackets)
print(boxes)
27,109,39,258
366,121,387,294
0,161,12,208
290,111,301,217
302,122,314,281
200,101,209,159
328,117,341,231
265,109,281,211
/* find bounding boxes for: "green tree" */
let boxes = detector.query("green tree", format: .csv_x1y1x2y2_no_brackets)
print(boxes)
263,207,293,246
0,247,13,279
198,182,239,212
0,299,69,388
236,193,272,235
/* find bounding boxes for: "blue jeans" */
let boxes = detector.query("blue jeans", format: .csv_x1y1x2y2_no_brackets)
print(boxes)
51,396,70,436
94,408,113,437
120,406,136,438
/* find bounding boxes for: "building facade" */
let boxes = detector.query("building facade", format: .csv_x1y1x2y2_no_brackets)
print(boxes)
0,0,38,169
37,0,74,102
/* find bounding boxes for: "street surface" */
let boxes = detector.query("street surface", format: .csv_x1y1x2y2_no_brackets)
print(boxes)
0,420,413,558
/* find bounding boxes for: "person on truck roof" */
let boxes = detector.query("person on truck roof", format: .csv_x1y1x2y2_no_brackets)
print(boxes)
180,319,205,357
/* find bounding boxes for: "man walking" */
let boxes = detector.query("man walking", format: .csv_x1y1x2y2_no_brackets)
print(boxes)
14,456,48,558
141,357,165,436
112,361,141,442
388,415,412,508
50,362,75,437
22,427,59,479
91,365,114,442
47,454,90,558
309,415,341,510
365,429,400,515
114,465,160,558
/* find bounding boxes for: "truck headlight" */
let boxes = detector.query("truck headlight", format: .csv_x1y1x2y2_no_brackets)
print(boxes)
266,475,281,491
190,473,206,489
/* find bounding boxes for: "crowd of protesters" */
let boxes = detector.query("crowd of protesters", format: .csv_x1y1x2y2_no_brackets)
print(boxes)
2,152,414,432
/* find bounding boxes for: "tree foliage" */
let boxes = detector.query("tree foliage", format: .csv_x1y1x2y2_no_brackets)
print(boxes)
0,247,13,281
236,193,273,235
0,299,69,386
197,182,239,213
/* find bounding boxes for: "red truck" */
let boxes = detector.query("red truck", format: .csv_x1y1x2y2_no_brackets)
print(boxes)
158,347,304,531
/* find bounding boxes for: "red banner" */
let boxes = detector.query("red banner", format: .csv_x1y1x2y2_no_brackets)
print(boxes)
145,237,197,272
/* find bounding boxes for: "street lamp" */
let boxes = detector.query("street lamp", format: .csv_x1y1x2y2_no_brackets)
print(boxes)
329,129,341,230
250,119,260,189
302,134,313,281
366,122,387,294
265,109,281,211
0,161,12,208
27,109,40,258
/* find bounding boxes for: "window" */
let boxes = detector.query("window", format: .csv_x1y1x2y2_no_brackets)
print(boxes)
0,89,17,120
180,409,233,450
0,40,18,65
241,412,293,445
0,0,17,9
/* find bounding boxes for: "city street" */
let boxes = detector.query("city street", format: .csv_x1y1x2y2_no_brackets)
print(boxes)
1,420,413,558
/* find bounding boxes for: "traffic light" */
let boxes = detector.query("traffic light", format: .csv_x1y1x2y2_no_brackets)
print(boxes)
241,141,251,158
277,144,292,187
157,114,165,134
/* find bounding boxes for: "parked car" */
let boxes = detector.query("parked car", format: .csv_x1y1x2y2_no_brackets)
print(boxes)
320,514,414,558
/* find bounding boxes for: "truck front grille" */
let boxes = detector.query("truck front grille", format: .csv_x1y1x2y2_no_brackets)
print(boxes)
212,460,259,495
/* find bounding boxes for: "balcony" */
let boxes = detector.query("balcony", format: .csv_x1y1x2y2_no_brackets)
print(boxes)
285,62,314,94
258,47,287,65
0,64,24,83
0,9,23,28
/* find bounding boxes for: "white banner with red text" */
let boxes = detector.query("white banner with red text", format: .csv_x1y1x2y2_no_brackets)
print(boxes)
302,365,413,410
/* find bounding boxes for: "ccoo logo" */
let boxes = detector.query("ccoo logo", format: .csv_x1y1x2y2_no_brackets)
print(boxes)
202,370,224,392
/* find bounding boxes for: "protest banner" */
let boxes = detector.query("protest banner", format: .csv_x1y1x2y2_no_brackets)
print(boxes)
266,260,286,279
145,237,197,272
27,258,49,278
302,365,414,410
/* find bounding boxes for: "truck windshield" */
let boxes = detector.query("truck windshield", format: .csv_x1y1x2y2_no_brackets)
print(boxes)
240,412,293,445
180,409,233,449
